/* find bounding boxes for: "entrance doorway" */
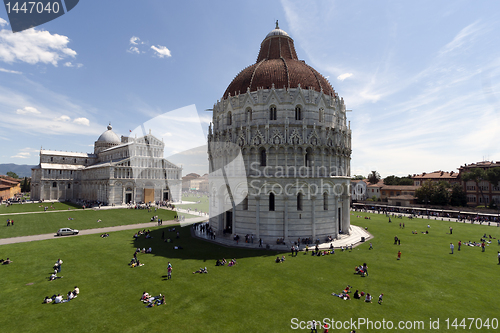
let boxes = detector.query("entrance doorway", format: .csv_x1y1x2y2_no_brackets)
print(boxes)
163,191,169,201
225,210,232,233
126,193,132,204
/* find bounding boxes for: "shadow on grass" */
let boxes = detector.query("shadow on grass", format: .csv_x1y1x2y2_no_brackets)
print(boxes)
131,224,278,262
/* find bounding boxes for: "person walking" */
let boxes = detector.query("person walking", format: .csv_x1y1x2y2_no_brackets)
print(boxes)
450,243,454,254
481,242,486,252
369,242,373,250
57,259,63,273
458,240,461,251
167,265,172,280
397,251,401,260
497,251,500,265
310,320,318,333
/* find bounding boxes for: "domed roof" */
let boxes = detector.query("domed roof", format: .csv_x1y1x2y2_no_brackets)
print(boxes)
97,124,121,144
223,22,334,99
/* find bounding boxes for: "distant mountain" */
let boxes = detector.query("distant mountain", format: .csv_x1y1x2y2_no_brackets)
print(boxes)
0,164,37,178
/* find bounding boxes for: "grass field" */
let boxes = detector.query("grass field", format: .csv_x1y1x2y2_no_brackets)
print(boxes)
0,201,83,214
0,211,499,332
0,208,177,239
178,193,209,214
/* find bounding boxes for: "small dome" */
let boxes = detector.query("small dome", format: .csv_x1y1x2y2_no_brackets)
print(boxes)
266,28,289,38
97,125,120,144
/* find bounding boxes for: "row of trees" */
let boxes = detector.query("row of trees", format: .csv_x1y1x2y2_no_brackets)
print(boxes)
415,181,467,206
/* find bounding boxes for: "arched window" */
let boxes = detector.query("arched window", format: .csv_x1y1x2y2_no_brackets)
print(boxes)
246,108,252,122
323,192,328,210
260,148,267,167
52,182,57,188
227,112,232,126
319,108,324,122
269,192,275,211
297,193,303,211
50,157,53,162
269,105,277,120
295,105,302,120
305,149,312,167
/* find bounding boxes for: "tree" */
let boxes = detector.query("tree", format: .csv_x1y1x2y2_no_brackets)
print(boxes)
383,175,398,185
449,183,467,207
431,181,450,206
6,171,19,179
461,168,487,206
415,180,434,205
367,171,381,184
21,177,31,192
383,175,413,185
487,167,500,187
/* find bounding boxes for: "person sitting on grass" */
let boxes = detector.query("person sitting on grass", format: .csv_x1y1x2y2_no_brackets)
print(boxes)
66,291,75,301
73,286,79,296
365,293,373,303
193,267,208,274
43,296,52,304
100,233,109,238
353,290,360,299
54,294,64,304
2,258,12,265
146,247,152,253
140,292,151,302
281,256,286,262
331,291,350,300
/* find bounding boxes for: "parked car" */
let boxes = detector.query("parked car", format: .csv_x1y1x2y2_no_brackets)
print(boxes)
56,228,79,236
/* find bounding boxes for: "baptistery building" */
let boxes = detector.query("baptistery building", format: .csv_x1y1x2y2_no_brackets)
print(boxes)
208,23,352,243
31,125,182,205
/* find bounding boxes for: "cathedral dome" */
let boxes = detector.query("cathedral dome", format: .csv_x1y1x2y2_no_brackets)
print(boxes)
97,124,121,144
223,22,334,99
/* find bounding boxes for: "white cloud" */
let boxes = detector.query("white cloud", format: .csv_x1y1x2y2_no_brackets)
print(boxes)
151,45,171,58
73,117,90,126
16,106,40,115
54,115,70,122
11,147,39,159
0,27,77,66
0,18,7,27
127,46,140,54
130,36,141,45
337,73,353,81
63,62,73,67
0,67,21,74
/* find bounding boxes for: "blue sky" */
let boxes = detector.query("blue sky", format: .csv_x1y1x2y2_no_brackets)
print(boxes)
0,1,499,177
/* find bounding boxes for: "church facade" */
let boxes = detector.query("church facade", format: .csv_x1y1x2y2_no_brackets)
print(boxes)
208,23,352,243
31,125,182,205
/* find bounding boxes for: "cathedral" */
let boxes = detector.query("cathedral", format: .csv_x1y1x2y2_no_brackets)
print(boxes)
31,125,182,205
208,22,352,242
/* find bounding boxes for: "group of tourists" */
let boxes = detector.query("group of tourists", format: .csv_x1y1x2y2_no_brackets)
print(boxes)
43,286,79,304
332,285,383,304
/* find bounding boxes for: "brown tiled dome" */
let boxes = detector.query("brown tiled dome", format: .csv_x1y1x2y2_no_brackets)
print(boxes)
223,24,334,99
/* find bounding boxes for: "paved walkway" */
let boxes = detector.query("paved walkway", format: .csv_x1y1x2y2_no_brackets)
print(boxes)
191,224,373,251
0,213,208,246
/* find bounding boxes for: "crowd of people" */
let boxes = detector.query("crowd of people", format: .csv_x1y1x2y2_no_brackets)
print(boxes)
331,285,383,305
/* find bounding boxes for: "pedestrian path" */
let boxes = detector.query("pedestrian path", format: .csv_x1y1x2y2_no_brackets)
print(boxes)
0,214,208,246
191,224,373,251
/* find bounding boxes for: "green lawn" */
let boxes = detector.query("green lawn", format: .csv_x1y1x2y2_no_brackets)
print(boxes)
178,193,209,214
0,201,83,214
0,208,177,239
0,212,499,332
